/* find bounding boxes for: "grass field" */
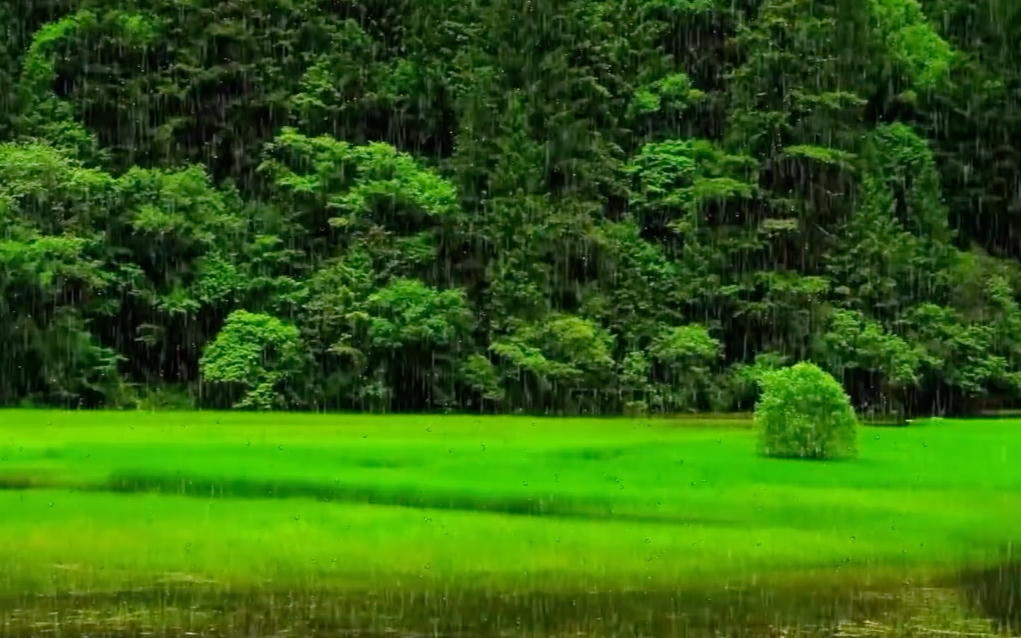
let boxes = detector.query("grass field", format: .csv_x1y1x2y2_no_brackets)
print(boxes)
1,410,1018,592
0,410,1019,635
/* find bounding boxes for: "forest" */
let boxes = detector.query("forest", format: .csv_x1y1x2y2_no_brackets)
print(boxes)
2,0,1020,418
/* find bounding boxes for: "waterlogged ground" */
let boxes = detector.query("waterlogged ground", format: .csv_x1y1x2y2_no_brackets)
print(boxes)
0,581,1017,637
0,411,1019,636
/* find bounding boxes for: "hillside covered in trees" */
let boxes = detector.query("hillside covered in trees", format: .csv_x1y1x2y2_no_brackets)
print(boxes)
2,0,1021,417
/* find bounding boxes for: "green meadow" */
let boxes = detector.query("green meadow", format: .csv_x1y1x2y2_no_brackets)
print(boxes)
0,410,1019,635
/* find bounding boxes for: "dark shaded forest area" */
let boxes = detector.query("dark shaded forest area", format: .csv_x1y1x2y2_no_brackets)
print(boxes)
2,0,1020,417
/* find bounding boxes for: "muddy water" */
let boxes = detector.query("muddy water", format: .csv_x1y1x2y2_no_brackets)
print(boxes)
0,574,1017,638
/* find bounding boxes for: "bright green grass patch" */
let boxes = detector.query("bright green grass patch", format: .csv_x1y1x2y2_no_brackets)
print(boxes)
0,410,1018,596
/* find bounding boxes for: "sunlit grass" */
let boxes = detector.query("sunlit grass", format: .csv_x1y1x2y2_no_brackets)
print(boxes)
0,410,1018,597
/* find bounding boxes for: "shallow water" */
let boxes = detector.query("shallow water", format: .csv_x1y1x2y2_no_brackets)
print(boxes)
0,573,1016,638
959,560,1021,633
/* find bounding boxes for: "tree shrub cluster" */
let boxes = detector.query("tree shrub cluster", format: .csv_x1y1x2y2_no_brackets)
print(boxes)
1,0,1021,416
756,362,858,460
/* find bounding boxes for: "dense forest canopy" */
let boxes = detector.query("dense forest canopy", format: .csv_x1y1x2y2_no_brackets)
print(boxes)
2,0,1021,417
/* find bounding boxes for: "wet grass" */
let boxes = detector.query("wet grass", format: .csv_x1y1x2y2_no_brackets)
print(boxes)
0,410,1019,635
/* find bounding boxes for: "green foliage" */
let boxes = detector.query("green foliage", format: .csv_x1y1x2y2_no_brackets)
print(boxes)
868,0,954,88
136,386,197,412
0,0,1018,416
261,128,459,232
491,315,617,412
820,310,920,385
756,362,858,460
491,316,615,382
366,280,471,349
625,139,757,216
460,354,505,403
860,123,951,239
630,72,704,116
200,311,304,410
17,9,160,162
644,324,722,412
721,352,789,411
906,303,1018,403
783,145,856,168
649,325,720,362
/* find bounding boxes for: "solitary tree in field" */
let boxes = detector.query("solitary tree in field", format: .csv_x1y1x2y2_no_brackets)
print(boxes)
755,362,858,460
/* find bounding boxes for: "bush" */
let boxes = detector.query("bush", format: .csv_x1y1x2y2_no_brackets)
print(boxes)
755,361,858,460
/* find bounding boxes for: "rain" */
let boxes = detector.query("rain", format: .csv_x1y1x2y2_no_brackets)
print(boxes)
0,0,1020,635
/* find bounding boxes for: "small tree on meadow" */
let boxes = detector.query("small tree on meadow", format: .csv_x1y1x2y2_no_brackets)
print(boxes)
755,361,858,460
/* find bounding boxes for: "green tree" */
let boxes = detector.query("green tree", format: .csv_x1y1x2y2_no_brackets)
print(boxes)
199,310,304,410
756,362,858,460
2,0,1021,416
491,315,617,414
